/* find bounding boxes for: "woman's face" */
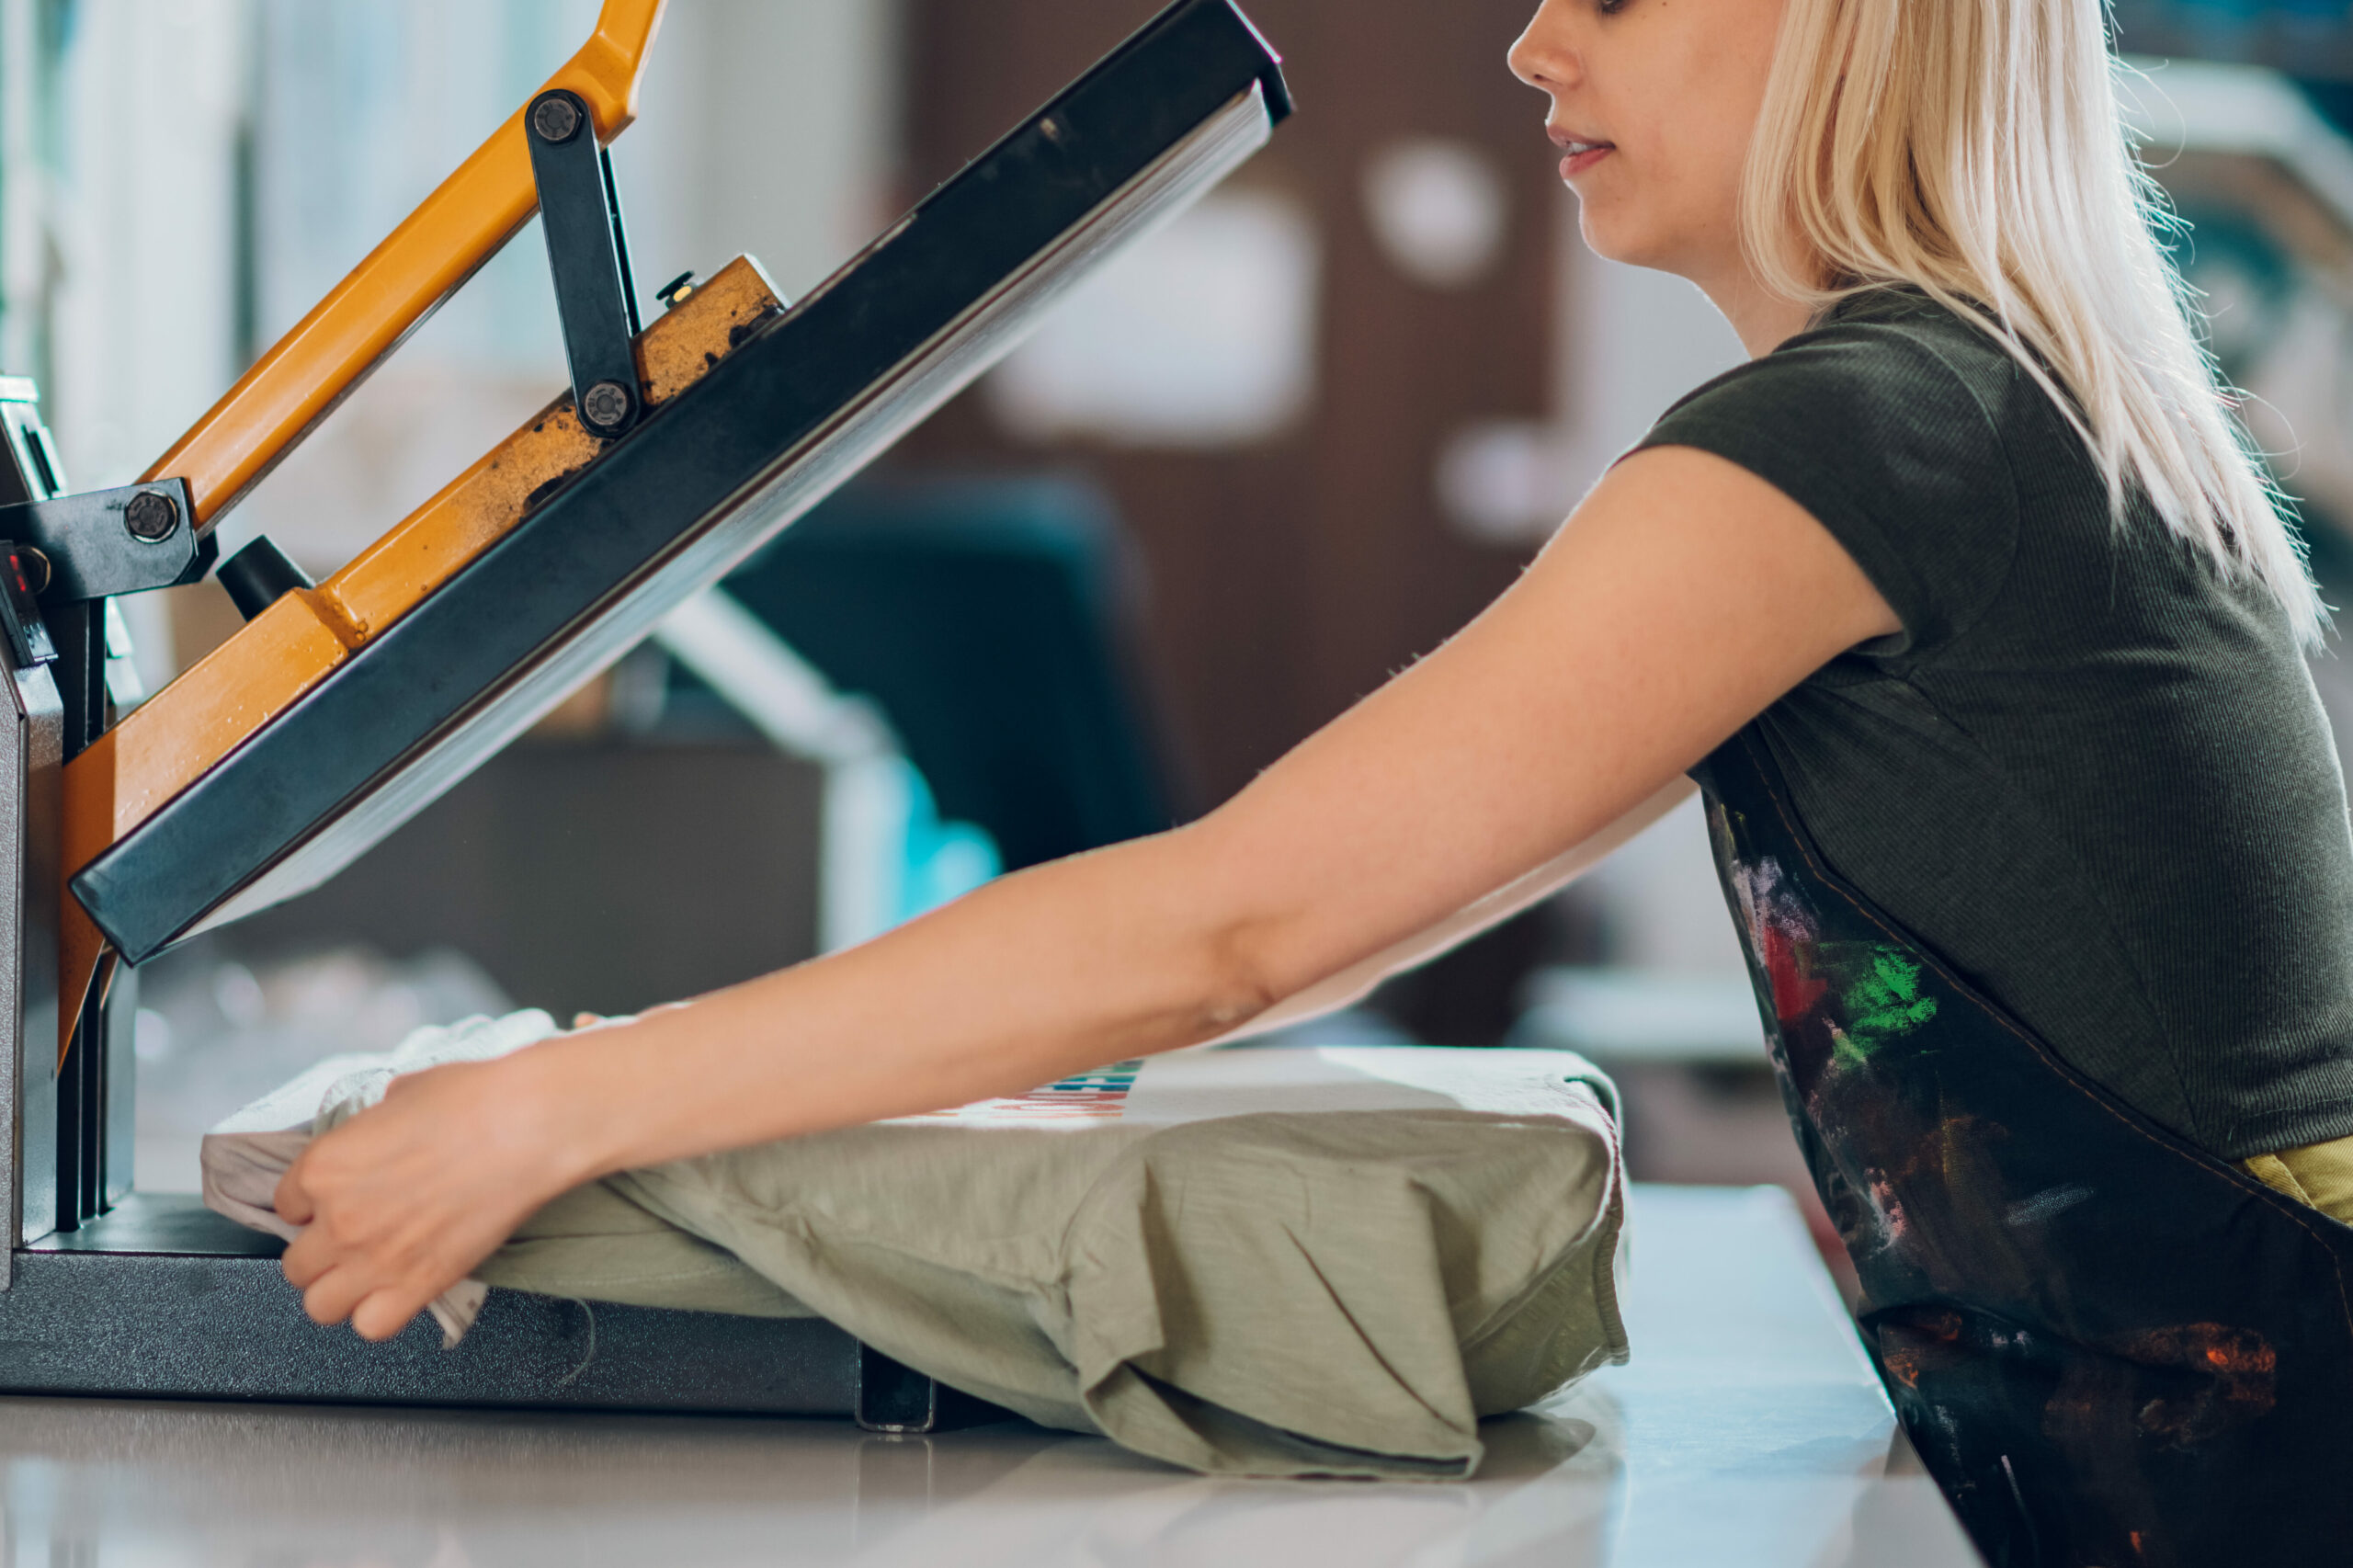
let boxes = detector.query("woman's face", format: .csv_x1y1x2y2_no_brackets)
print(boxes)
1508,0,1788,284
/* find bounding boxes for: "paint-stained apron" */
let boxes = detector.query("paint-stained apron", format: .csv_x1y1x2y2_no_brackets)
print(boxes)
1693,727,2353,1566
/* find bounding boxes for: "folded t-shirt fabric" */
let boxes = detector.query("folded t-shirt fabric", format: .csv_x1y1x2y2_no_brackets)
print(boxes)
206,1018,1629,1480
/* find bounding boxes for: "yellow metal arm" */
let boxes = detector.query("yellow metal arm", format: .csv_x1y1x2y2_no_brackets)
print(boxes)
58,0,667,1060
139,0,666,528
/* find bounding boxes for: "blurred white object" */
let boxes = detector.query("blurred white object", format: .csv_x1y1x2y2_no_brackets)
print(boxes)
655,590,995,951
1360,138,1508,290
135,945,516,1194
132,1008,174,1064
1511,968,1765,1064
986,189,1321,448
1449,233,1744,545
1550,246,1747,517
2117,59,2353,540
1509,790,1759,1062
2120,56,2353,221
654,588,894,769
1584,790,1752,975
1437,418,1585,542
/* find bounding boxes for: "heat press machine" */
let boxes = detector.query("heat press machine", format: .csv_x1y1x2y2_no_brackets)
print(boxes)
0,0,1288,1430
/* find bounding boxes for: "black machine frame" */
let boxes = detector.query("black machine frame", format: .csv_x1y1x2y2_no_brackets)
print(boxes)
0,0,1288,1428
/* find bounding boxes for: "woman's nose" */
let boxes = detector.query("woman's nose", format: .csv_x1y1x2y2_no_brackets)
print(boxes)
1507,1,1580,94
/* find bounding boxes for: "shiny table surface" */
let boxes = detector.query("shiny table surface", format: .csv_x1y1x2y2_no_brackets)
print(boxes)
0,1186,1980,1566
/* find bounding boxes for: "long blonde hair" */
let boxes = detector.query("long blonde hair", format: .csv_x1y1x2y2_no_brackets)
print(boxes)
1742,0,2323,637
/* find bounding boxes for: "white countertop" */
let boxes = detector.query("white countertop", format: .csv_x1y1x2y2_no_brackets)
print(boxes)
0,1186,1980,1566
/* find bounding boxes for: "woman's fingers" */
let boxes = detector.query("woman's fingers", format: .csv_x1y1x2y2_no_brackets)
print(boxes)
264,1054,575,1336
285,1221,442,1339
300,1264,372,1329
352,1287,435,1344
280,1225,333,1290
274,1163,317,1227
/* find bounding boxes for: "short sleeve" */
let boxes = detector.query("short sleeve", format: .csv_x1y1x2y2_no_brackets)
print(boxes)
1635,321,2022,660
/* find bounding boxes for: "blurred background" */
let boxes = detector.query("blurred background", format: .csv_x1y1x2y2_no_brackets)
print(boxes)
3,0,2349,1270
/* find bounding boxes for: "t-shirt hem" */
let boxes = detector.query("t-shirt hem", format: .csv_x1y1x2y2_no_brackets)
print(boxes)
2221,1094,2353,1164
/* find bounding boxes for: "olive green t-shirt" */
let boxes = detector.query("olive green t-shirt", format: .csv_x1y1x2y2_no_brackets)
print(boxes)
1643,286,2353,1161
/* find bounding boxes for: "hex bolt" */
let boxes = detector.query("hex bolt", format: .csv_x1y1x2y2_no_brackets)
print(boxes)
581,380,632,431
531,95,582,144
124,490,180,542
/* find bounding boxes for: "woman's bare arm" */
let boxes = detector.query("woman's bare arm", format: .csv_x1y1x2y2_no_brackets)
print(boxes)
1203,775,1695,1043
277,445,1897,1339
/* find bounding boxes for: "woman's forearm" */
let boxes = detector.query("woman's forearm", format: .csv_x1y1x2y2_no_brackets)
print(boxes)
508,822,1266,1187
514,774,1699,1187
1208,776,1696,1043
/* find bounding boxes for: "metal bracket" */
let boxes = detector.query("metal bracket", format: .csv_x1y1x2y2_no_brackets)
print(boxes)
216,535,315,622
527,89,644,439
0,480,201,606
0,551,56,667
853,1342,940,1434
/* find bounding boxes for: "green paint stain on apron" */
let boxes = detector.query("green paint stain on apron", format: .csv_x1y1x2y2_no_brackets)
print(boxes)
1834,948,1939,1067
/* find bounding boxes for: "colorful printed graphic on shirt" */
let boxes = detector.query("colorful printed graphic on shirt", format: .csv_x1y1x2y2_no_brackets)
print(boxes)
899,1061,1144,1125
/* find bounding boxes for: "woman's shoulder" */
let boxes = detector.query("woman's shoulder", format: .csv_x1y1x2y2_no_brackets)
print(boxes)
1640,286,2027,515
1638,286,2028,658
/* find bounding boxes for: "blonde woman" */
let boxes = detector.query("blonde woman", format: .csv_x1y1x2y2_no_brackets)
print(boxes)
281,0,2353,1552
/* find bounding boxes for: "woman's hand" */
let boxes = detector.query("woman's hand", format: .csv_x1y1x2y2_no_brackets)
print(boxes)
275,1051,587,1341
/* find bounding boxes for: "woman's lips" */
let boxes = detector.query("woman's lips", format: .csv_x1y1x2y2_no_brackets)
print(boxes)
1560,144,1614,179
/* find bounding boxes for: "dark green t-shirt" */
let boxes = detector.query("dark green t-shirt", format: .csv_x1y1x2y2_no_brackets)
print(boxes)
1643,286,2353,1160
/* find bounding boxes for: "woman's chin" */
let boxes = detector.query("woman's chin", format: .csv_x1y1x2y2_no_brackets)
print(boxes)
1574,205,1642,265
1574,207,1678,274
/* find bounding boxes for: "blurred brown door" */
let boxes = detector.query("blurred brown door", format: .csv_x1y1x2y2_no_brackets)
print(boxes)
893,0,1559,811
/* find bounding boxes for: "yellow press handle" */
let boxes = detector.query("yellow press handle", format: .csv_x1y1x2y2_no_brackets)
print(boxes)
138,0,667,528
61,0,665,1064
